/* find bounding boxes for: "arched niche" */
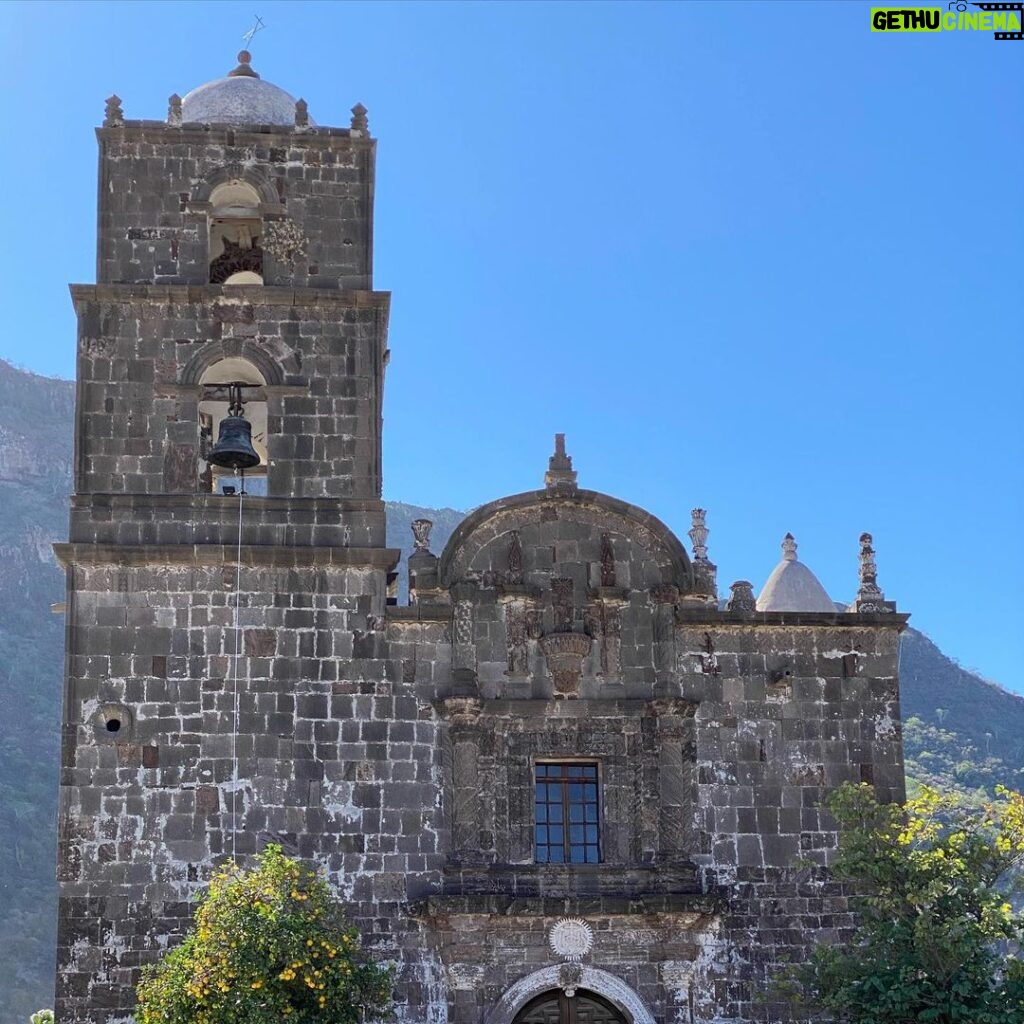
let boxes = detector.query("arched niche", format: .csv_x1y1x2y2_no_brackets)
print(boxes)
487,967,656,1024
197,357,268,495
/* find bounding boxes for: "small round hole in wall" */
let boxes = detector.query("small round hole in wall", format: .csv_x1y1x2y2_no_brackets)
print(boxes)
106,717,122,734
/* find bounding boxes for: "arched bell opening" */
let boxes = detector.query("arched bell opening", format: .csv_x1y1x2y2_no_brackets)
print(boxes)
513,990,628,1024
198,357,268,495
208,180,263,285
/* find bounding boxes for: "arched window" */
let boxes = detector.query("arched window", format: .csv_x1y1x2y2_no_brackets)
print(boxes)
198,357,268,495
208,180,263,285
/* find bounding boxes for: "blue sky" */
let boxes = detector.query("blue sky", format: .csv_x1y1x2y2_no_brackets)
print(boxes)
0,1,1021,691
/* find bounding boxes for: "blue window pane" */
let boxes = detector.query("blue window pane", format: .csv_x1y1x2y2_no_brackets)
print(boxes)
569,805,583,823
570,846,586,863
549,826,564,843
537,826,548,843
536,846,549,862
585,846,599,863
536,803,547,823
550,846,564,863
584,784,597,800
569,783,583,801
546,783,561,801
585,805,597,822
536,765,550,778
570,824,584,844
585,825,598,843
549,804,563,823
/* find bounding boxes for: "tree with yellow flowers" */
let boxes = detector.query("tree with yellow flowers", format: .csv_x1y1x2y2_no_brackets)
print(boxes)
136,845,392,1024
785,783,1024,1023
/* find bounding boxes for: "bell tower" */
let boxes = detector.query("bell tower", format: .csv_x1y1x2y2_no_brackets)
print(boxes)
55,54,400,1021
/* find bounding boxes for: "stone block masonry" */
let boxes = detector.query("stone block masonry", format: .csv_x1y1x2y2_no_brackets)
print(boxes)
55,58,908,1024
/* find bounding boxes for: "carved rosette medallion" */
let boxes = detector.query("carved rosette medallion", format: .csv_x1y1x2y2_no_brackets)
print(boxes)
549,918,594,963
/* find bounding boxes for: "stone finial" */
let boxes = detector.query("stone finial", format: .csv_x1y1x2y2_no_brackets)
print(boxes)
782,532,797,562
544,433,578,490
854,532,896,613
688,508,718,602
294,98,309,128
228,50,260,79
411,518,433,552
689,508,709,561
727,580,757,615
103,94,124,128
350,102,369,134
858,533,878,592
167,93,182,126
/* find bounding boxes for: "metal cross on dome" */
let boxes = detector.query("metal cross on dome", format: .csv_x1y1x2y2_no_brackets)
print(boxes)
242,15,265,48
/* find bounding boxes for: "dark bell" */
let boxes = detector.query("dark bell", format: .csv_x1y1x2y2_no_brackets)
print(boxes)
207,414,260,470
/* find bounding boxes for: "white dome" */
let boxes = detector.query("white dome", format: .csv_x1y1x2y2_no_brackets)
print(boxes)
181,53,310,127
756,534,835,613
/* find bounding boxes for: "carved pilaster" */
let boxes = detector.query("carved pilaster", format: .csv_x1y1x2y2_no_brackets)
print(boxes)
441,698,483,860
655,711,691,862
450,581,478,692
651,584,679,681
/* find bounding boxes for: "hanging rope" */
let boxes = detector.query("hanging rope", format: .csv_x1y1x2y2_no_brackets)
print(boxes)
230,483,244,864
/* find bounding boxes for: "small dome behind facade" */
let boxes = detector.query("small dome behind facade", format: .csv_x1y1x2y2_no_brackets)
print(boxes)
181,51,311,127
756,533,835,613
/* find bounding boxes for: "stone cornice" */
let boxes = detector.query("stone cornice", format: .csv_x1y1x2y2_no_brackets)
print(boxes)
433,698,699,719
96,122,373,149
674,608,910,629
69,283,390,309
54,543,400,571
71,493,386,513
408,892,722,920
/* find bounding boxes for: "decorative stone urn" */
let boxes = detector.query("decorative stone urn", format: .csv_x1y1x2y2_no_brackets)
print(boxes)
539,633,592,698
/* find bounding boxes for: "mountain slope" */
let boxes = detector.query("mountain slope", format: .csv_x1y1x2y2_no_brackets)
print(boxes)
0,360,1021,1019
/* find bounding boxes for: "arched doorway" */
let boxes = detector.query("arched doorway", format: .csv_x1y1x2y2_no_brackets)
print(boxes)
487,965,655,1024
513,990,628,1024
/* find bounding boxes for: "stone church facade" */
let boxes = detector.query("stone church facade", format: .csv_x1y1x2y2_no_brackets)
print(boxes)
54,54,908,1024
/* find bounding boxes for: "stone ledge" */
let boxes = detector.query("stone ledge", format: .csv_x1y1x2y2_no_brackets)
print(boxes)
69,283,390,308
54,542,400,570
72,494,387,513
433,697,699,719
98,122,370,146
440,862,703,897
387,604,453,623
408,892,723,920
674,608,911,628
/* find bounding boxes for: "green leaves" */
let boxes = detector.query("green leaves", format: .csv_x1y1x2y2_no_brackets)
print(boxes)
136,845,392,1024
784,783,1024,1024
